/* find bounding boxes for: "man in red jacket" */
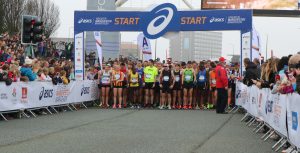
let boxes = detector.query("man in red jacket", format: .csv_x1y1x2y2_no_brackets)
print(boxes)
215,57,229,114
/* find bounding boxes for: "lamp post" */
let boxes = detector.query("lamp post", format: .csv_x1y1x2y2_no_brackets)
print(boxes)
131,40,138,60
68,26,74,43
155,39,157,60
229,43,235,56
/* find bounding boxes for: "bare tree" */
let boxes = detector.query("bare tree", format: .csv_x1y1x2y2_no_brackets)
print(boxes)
0,0,27,34
0,1,4,33
24,0,60,37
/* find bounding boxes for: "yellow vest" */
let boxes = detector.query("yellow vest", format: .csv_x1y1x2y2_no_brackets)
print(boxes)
130,72,139,87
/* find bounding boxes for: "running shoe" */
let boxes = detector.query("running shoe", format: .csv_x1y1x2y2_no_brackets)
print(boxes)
188,105,192,109
163,105,167,109
281,146,294,153
178,105,182,109
112,104,117,109
172,105,176,109
41,111,47,115
183,105,187,109
168,105,172,110
119,104,122,109
211,105,216,109
195,105,200,110
207,104,211,109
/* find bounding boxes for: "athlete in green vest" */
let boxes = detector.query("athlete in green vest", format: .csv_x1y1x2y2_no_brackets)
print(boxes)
182,61,196,109
143,59,158,107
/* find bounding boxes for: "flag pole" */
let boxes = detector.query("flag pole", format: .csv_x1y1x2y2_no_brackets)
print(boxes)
155,39,157,60
265,34,268,60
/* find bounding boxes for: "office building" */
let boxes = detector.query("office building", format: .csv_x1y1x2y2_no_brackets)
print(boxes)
169,31,222,62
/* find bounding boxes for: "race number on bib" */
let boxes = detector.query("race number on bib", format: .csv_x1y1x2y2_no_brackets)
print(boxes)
175,76,180,82
102,77,110,84
199,75,205,81
163,76,169,81
115,74,120,80
212,79,216,84
185,75,191,81
146,74,151,79
131,78,138,83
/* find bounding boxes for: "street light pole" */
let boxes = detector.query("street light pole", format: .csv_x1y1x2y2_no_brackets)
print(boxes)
265,34,269,60
68,26,74,43
229,43,235,56
132,39,138,60
155,39,157,60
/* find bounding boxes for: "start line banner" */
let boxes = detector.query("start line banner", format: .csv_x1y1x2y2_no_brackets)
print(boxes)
235,82,300,148
74,3,252,39
0,80,99,112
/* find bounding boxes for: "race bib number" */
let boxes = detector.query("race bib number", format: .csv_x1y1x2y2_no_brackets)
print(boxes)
212,79,216,84
185,75,191,81
131,78,137,83
163,76,169,81
146,74,151,79
115,74,120,80
199,75,205,81
102,77,110,84
175,76,180,82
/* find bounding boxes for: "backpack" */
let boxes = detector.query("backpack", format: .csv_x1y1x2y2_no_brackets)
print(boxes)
198,70,206,83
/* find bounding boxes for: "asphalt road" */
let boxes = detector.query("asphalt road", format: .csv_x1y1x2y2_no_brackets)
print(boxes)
0,109,276,153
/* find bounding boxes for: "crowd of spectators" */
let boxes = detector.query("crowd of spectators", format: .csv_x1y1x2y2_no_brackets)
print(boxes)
0,33,74,85
243,54,300,95
2,31,300,97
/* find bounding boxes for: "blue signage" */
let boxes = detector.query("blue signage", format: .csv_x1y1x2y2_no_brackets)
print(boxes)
141,3,179,39
74,3,252,39
292,111,298,131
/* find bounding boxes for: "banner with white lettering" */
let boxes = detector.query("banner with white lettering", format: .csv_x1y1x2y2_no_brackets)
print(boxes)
287,94,300,148
262,93,287,137
272,94,288,137
137,33,152,60
248,85,259,117
94,31,103,70
241,31,251,74
74,32,84,80
0,81,99,112
252,26,261,61
235,82,249,108
256,88,268,121
236,83,298,144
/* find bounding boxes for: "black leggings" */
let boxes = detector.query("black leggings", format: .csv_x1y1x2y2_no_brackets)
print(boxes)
216,88,228,113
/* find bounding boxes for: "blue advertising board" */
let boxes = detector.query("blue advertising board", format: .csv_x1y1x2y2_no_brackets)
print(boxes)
74,3,252,39
74,3,253,79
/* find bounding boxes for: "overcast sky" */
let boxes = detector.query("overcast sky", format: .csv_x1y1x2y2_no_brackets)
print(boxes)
51,0,300,60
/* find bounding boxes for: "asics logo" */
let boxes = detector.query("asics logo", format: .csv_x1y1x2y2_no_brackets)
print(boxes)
209,17,225,23
143,3,177,39
78,18,93,24
147,7,174,36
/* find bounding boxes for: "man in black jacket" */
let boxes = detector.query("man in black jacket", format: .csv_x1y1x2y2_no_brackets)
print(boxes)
243,58,259,86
